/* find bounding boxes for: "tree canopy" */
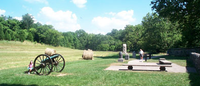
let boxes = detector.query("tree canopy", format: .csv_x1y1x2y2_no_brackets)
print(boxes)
151,0,200,47
0,10,196,53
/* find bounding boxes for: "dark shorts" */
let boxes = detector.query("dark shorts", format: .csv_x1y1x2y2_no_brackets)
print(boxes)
140,54,143,57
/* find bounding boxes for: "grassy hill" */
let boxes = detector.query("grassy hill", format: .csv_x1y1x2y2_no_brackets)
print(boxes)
0,40,200,86
0,40,117,70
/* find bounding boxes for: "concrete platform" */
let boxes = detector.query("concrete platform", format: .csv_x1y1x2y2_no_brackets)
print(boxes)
105,59,197,73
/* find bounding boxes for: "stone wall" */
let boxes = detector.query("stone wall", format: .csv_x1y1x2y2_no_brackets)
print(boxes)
167,47,200,56
189,52,200,73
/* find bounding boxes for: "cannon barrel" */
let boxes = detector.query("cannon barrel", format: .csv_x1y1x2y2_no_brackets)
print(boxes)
41,54,59,62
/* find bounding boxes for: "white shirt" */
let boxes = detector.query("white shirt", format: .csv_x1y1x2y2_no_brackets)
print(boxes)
139,50,143,54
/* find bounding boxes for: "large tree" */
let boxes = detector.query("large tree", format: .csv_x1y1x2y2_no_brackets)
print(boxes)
142,13,182,53
151,0,200,47
21,13,34,29
75,29,88,49
123,24,144,52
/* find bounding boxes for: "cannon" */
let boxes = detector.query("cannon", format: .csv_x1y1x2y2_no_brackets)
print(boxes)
33,54,65,75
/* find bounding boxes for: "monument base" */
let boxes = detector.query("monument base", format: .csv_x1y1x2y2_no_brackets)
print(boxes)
118,58,124,62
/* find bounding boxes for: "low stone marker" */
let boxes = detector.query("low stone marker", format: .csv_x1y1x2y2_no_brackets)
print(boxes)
125,53,129,60
118,51,124,62
132,51,136,58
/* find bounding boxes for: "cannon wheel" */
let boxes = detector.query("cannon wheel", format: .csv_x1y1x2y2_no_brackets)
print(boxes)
33,54,53,75
52,54,65,72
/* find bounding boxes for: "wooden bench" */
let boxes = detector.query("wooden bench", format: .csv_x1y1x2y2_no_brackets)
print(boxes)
122,63,172,71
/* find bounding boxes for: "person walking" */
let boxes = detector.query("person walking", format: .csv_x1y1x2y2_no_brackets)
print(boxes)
139,49,144,61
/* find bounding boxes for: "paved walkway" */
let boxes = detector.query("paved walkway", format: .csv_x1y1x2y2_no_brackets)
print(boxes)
105,57,197,73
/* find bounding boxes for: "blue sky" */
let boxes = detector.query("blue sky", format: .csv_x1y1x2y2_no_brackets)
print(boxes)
0,0,153,34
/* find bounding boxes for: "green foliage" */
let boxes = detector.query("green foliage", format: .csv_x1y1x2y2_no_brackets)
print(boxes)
17,30,27,42
109,45,115,51
151,0,200,47
21,13,34,29
123,24,144,52
75,29,89,49
142,13,182,53
0,23,4,40
4,30,11,41
27,33,34,42
97,44,109,51
0,11,196,53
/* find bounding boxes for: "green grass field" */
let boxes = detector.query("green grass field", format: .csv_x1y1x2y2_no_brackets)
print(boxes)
0,40,200,86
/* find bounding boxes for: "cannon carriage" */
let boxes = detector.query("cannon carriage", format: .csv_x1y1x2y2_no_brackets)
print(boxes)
33,54,65,75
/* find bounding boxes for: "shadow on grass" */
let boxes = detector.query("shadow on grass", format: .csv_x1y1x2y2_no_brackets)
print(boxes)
186,57,200,86
151,55,186,60
0,83,38,86
95,54,118,59
151,55,200,86
95,54,140,59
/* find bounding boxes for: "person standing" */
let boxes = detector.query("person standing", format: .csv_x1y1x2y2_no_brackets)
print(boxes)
139,49,144,61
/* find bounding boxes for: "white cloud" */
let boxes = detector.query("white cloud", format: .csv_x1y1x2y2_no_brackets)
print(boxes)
38,7,81,32
0,9,6,15
14,17,22,21
71,0,87,8
106,12,116,16
92,10,136,31
22,5,32,11
25,0,48,5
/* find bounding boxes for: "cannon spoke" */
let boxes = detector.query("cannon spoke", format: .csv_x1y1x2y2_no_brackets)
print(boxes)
58,61,63,63
37,59,41,63
56,65,62,71
52,54,65,72
39,68,42,74
39,56,42,62
55,66,58,71
42,67,44,75
57,57,62,62
42,56,44,61
54,66,56,71
34,54,53,75
47,64,51,71
53,67,55,71
44,66,47,74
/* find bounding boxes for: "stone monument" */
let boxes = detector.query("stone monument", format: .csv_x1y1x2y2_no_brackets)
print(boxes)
118,51,124,62
132,51,136,58
125,53,129,60
123,44,127,53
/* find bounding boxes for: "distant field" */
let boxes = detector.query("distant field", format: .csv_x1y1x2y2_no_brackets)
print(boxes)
0,40,118,70
0,40,200,86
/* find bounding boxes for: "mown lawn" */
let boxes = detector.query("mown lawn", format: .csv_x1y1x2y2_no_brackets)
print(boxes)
0,41,200,86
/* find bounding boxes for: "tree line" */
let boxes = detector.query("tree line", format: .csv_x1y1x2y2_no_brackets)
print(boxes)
0,0,199,53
